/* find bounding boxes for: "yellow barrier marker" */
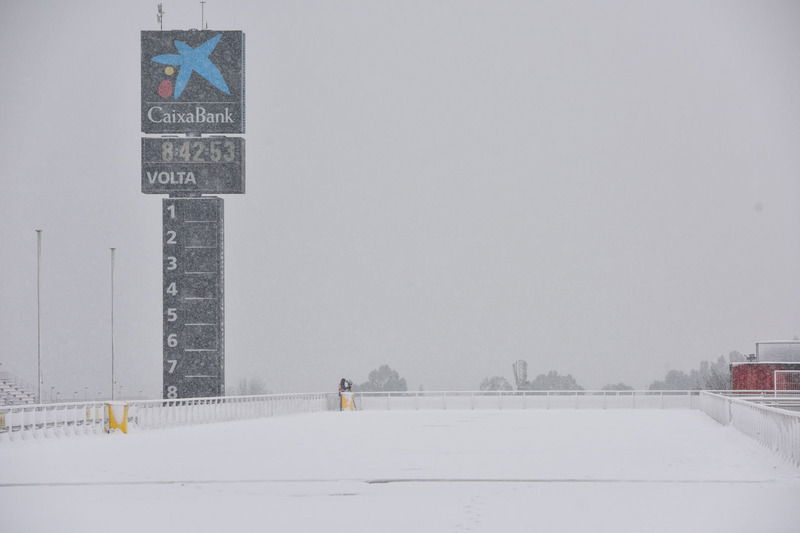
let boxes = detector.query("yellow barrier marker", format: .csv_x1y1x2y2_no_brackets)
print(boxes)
0,413,5,428
340,392,356,411
105,403,129,434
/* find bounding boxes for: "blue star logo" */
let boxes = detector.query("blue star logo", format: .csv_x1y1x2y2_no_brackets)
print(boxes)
151,34,230,98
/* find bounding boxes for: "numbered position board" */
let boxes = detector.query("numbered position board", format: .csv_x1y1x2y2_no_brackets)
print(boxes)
142,137,245,194
163,197,224,399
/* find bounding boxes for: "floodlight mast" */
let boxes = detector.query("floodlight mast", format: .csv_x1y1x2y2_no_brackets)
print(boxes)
157,3,164,31
110,247,116,401
36,229,42,403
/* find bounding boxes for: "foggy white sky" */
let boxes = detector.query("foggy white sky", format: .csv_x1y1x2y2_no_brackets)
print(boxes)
1,0,800,398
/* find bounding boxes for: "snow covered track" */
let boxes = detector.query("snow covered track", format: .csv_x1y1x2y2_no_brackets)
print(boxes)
0,409,798,533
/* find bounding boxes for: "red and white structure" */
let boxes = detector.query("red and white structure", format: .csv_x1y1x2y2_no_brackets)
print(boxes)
731,362,800,390
731,340,800,391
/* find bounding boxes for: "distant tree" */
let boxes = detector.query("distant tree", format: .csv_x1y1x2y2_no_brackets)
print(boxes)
353,365,408,392
601,382,634,391
480,376,512,391
528,371,583,391
649,356,731,390
649,369,697,390
702,356,730,390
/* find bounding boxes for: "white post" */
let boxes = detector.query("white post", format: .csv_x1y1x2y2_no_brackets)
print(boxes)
35,229,42,403
110,247,116,401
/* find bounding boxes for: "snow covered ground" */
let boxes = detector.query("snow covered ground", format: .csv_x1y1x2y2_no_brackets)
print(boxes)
1,409,798,532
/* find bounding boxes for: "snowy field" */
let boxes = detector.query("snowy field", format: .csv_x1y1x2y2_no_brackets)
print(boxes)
1,409,798,532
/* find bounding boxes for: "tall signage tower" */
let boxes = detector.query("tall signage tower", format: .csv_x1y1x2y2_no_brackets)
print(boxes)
141,30,245,399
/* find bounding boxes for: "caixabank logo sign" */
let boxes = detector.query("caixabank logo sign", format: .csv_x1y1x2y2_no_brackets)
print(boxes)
141,31,244,134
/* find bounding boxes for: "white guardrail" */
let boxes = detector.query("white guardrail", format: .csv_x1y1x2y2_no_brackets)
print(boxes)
352,390,702,410
700,391,800,467
0,392,339,443
2,389,798,467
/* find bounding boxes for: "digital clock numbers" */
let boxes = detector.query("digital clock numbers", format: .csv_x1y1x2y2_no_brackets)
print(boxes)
159,139,237,163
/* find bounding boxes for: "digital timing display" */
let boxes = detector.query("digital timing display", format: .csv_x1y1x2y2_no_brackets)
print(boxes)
142,137,245,194
158,139,238,162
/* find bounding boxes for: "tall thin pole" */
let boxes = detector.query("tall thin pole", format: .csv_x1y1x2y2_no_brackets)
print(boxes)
35,229,42,403
110,247,116,401
201,1,206,29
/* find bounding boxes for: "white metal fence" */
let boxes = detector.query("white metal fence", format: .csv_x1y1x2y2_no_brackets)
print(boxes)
353,390,702,410
133,393,337,430
0,392,338,442
703,391,800,411
0,390,703,442
3,389,799,468
699,391,800,466
0,401,108,441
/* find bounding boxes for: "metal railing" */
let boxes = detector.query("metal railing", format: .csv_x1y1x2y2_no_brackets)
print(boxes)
133,393,337,430
0,401,108,441
711,392,800,411
3,389,798,468
353,390,703,410
0,392,339,442
0,390,704,442
699,391,800,466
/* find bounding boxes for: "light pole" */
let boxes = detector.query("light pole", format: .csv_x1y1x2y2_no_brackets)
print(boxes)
35,229,42,403
110,247,116,401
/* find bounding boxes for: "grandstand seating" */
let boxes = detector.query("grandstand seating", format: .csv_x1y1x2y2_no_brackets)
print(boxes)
0,372,36,406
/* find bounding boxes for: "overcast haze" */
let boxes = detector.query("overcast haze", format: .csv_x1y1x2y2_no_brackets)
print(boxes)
1,0,800,398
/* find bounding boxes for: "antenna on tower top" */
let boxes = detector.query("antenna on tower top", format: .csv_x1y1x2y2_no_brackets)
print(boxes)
157,3,164,30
